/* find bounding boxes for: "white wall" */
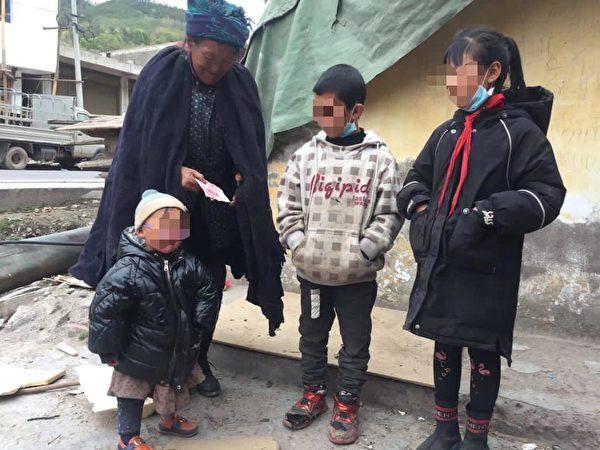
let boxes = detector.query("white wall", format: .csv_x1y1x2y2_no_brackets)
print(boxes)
5,0,58,74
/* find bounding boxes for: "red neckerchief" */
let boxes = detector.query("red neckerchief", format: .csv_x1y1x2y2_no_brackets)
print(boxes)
437,93,505,218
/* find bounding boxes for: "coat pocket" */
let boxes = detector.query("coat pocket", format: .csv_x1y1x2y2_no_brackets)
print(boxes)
447,210,498,273
409,209,429,260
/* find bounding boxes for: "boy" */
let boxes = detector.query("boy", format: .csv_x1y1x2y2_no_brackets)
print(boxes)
88,190,218,450
278,64,403,445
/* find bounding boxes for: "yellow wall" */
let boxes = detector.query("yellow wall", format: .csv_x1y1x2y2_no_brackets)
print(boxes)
361,0,600,222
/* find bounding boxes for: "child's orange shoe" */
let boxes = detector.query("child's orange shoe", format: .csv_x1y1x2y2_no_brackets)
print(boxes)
117,435,153,450
158,415,199,437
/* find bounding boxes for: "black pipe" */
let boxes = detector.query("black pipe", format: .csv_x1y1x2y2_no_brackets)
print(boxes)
0,241,85,247
0,227,90,294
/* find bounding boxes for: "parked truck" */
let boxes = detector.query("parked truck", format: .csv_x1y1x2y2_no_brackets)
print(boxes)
0,89,105,170
0,124,104,170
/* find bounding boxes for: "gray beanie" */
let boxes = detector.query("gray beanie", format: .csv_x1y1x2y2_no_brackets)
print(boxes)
134,189,187,231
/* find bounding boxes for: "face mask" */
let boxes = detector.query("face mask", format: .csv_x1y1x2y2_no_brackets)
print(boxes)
339,106,358,138
462,68,494,113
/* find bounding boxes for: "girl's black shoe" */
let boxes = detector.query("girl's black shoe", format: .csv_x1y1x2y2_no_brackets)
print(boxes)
417,422,461,450
453,431,489,450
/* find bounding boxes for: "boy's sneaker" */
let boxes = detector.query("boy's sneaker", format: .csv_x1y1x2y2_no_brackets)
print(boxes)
283,385,328,430
328,394,360,445
158,416,199,437
117,436,153,450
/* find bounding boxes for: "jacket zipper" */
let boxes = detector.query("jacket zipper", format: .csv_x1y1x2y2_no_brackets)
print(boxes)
164,258,183,390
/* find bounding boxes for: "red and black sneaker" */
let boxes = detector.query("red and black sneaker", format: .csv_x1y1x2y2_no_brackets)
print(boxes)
283,385,328,431
328,394,360,445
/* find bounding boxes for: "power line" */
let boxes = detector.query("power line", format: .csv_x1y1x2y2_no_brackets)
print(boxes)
10,1,60,14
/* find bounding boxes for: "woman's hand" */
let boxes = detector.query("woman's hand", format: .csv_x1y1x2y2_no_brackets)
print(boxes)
230,172,243,207
181,166,206,193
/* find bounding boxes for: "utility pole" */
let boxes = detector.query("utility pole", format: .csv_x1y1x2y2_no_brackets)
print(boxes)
52,27,61,96
1,0,7,102
71,0,84,109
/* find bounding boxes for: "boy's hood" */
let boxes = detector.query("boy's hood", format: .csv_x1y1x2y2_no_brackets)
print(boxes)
117,227,151,260
313,130,387,152
116,227,185,262
504,86,554,135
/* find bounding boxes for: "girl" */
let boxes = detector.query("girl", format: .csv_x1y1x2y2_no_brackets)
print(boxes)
397,27,566,450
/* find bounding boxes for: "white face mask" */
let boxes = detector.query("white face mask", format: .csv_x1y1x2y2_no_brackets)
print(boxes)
339,106,358,138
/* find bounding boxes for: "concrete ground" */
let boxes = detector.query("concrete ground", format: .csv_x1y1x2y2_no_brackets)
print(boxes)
0,371,540,450
0,281,597,449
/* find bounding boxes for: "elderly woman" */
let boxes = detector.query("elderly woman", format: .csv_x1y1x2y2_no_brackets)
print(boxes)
71,0,284,399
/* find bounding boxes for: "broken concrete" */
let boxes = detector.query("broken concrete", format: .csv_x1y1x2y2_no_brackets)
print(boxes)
0,288,43,318
583,360,600,374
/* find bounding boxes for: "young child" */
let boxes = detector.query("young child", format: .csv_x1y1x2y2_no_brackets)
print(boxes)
398,28,566,450
88,190,218,450
278,64,403,445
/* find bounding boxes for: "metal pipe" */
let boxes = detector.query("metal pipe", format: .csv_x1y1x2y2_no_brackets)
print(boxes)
0,227,90,294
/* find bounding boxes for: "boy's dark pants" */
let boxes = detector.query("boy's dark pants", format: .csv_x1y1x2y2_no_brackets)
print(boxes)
298,277,377,396
117,398,144,443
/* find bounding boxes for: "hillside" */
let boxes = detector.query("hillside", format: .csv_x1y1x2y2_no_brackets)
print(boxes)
59,0,184,52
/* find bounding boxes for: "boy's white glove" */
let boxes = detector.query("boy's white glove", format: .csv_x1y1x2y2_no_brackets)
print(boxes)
359,237,379,261
287,231,306,251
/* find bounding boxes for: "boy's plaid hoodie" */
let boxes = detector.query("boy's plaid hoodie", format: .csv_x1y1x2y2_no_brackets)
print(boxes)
278,130,403,286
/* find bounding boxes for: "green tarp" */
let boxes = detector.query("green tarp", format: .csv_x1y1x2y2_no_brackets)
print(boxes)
245,0,474,155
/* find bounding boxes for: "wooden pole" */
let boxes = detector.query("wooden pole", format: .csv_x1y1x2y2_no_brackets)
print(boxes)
16,381,80,396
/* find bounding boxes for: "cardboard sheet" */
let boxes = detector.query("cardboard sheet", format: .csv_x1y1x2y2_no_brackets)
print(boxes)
215,292,434,387
165,436,279,450
0,367,66,396
75,365,155,418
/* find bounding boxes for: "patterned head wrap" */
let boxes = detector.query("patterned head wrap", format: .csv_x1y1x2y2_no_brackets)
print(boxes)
186,0,251,51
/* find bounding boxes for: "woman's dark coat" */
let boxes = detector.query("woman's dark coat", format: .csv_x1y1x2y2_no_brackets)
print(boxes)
397,87,566,363
88,229,218,387
71,46,284,335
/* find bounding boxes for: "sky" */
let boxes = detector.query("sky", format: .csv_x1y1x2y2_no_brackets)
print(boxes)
89,0,267,24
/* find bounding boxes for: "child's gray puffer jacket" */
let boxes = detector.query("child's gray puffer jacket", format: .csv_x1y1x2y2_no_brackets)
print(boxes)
88,227,218,389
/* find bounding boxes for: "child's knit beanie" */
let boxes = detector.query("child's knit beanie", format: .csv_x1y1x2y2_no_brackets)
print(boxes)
134,189,188,231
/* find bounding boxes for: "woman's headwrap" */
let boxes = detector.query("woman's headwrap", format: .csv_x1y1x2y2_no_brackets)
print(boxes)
185,0,251,51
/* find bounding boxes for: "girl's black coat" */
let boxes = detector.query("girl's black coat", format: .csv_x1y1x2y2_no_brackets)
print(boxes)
88,229,218,387
397,87,566,363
